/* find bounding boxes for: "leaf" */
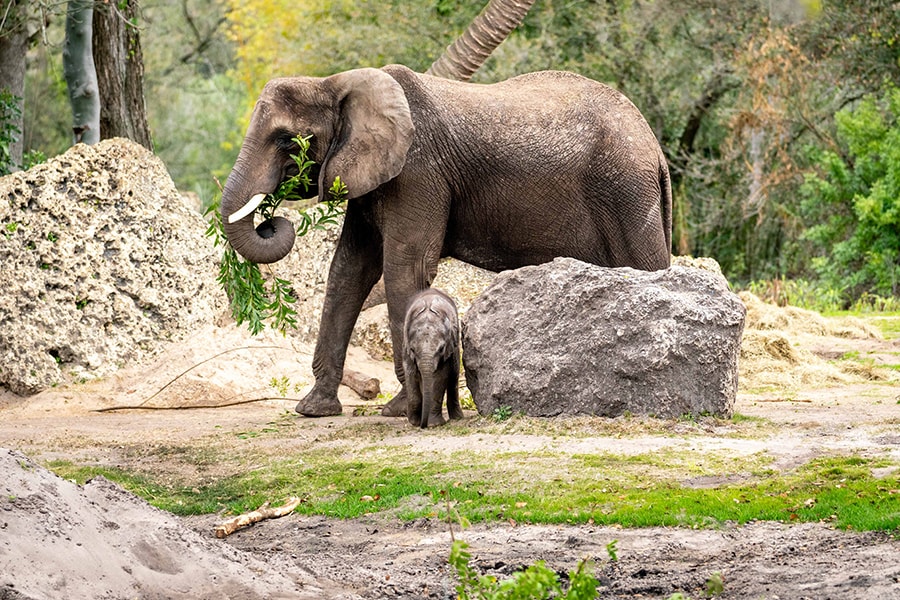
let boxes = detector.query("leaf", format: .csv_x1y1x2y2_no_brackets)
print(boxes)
606,539,619,562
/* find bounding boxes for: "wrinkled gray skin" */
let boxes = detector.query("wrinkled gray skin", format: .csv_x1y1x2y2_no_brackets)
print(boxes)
220,64,672,418
402,288,462,428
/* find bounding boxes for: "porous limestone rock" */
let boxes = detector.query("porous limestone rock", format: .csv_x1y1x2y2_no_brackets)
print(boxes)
462,257,746,418
0,139,223,394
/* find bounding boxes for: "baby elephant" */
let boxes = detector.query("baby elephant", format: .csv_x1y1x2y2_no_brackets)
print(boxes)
402,288,464,428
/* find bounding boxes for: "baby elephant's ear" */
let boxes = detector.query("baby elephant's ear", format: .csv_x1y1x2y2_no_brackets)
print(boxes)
322,68,415,199
444,314,460,360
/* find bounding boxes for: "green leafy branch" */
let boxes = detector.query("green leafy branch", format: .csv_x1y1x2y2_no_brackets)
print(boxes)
443,488,599,600
449,540,599,600
205,133,346,335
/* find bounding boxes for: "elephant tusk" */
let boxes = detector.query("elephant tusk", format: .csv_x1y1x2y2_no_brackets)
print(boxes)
227,193,267,224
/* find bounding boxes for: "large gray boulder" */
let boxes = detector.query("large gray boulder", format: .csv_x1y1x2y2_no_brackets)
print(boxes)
462,257,746,418
0,139,223,395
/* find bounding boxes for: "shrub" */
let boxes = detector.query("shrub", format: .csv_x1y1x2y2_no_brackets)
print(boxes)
800,86,900,305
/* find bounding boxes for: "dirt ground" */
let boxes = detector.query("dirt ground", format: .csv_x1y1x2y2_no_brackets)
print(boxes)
1,312,899,599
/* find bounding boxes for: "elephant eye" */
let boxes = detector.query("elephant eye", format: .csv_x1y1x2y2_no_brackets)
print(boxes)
274,133,298,152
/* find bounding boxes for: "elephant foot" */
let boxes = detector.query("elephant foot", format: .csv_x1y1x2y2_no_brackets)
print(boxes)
381,389,408,417
426,414,447,428
295,387,342,417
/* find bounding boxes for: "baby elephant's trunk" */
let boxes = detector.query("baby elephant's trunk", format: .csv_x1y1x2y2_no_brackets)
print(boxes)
418,361,437,429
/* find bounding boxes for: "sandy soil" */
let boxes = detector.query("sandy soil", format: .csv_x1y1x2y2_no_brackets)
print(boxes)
1,318,899,599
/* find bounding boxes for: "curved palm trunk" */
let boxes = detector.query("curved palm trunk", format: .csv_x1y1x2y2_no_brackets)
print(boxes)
427,0,536,82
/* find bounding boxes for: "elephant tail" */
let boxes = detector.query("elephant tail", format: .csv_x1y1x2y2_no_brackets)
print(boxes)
658,150,673,260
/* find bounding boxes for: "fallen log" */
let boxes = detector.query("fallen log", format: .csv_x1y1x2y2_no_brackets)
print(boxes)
214,497,303,538
341,369,380,399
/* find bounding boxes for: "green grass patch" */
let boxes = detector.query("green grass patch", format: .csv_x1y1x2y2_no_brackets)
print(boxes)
729,412,768,425
47,451,899,533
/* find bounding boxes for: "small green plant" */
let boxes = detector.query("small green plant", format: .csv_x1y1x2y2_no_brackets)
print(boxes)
664,571,724,600
605,539,619,562
22,149,46,170
449,541,598,599
443,484,599,600
206,134,346,335
492,405,514,422
269,376,291,397
706,571,725,596
459,389,477,411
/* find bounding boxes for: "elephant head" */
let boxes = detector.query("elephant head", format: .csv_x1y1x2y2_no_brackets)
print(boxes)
221,68,416,264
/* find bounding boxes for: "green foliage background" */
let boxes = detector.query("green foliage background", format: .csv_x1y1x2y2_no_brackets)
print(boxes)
11,0,900,307
801,87,900,302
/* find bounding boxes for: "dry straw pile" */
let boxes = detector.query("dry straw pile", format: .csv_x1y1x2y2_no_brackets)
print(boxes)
738,291,890,391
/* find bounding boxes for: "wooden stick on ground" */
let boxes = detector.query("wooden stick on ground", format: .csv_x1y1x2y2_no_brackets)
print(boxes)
341,369,381,399
214,497,303,539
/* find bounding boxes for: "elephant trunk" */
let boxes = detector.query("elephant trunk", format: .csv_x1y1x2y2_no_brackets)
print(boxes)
220,155,296,265
418,360,436,429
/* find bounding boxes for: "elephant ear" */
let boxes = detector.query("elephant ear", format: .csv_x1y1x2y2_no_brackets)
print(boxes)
321,68,415,199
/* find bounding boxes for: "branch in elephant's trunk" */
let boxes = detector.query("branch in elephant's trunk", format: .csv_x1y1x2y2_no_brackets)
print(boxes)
214,497,303,538
341,369,380,399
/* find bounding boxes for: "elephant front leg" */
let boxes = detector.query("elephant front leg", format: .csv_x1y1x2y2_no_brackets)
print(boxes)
378,193,448,418
296,208,383,417
379,266,438,418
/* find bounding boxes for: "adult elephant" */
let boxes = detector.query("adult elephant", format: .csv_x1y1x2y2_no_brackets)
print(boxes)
220,64,672,418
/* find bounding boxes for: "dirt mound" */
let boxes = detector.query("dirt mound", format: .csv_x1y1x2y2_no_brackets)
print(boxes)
0,448,322,599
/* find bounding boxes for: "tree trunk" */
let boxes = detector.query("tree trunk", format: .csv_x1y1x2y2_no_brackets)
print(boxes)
0,0,30,170
63,0,100,144
92,0,152,149
427,0,536,81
